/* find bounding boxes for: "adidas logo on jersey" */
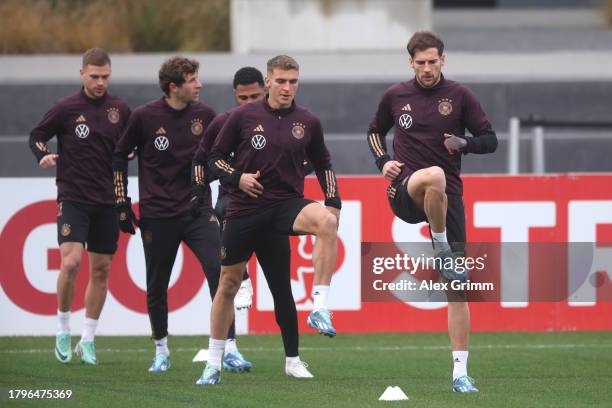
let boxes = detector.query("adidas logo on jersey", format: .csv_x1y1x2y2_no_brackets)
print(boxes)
155,127,166,135
253,124,264,132
75,114,86,123
401,103,411,112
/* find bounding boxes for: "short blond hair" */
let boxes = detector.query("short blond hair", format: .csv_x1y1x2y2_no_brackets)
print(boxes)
266,55,299,74
82,48,110,68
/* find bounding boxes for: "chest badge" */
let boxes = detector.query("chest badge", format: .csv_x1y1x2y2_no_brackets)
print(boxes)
107,107,120,124
292,122,305,139
191,118,203,136
251,134,266,150
438,98,453,116
398,113,413,130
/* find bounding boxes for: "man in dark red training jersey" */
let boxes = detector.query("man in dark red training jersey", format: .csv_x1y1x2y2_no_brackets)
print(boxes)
192,66,312,378
113,57,250,373
367,31,497,393
30,48,130,366
197,55,342,385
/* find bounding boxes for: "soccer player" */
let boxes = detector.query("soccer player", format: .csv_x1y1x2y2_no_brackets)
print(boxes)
197,55,341,384
366,31,498,393
113,57,251,373
29,48,130,365
192,66,311,378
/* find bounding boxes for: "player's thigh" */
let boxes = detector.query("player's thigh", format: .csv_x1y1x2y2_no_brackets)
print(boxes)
388,176,428,224
59,242,85,269
139,218,182,287
87,205,119,255
406,166,445,207
183,212,222,288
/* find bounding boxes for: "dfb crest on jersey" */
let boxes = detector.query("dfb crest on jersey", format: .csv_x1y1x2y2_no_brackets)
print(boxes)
398,113,413,130
154,135,169,151
107,107,121,124
438,98,453,116
251,134,266,150
291,122,305,139
75,123,90,138
191,118,204,136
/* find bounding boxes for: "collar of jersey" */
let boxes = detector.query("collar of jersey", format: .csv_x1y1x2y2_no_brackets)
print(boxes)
160,96,193,115
80,87,108,105
412,74,446,92
263,96,296,117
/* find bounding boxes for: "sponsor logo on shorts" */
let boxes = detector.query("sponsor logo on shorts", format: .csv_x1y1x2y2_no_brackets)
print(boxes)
191,118,204,136
75,124,90,139
438,98,453,116
251,134,266,150
209,214,217,222
154,136,169,151
61,223,71,237
220,246,226,260
398,114,412,130
107,107,121,124
57,202,63,217
292,122,305,139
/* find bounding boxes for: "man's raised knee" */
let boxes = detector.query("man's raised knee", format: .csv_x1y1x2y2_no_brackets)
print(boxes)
425,166,446,189
318,212,338,237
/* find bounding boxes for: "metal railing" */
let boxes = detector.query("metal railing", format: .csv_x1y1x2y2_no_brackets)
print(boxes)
507,116,612,175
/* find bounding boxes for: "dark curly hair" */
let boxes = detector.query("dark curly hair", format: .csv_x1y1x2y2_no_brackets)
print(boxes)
158,57,199,96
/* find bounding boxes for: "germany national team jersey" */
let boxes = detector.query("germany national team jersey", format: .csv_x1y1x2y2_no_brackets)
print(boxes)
114,97,216,218
30,88,130,205
367,75,496,195
209,98,340,219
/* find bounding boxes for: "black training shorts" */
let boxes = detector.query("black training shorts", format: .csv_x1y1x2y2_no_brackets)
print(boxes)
56,200,119,254
387,176,466,247
221,197,314,265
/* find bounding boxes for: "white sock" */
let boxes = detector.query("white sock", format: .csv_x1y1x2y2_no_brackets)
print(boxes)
154,336,169,356
286,356,301,365
225,338,238,354
452,350,469,380
208,338,226,369
81,318,98,342
431,230,450,251
57,310,70,334
312,285,330,310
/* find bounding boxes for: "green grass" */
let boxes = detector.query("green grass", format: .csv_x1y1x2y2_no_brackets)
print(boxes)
1,332,612,407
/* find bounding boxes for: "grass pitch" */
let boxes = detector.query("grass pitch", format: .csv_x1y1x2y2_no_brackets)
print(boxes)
1,332,611,407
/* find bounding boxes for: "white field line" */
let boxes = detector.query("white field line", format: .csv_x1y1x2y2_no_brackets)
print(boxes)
1,343,611,355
